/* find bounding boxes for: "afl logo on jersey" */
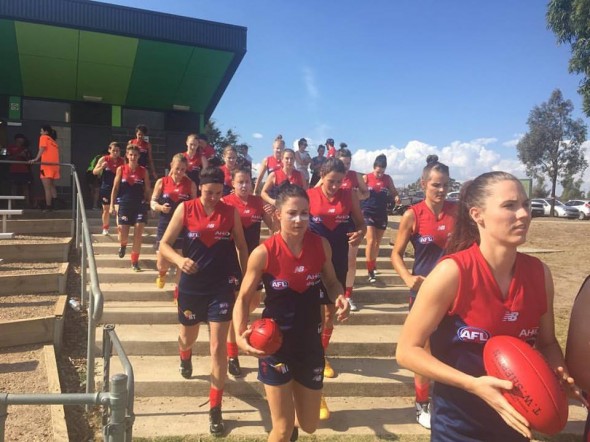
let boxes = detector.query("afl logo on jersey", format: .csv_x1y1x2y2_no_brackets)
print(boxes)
457,326,490,343
187,232,200,239
418,235,434,244
311,216,322,223
271,280,289,290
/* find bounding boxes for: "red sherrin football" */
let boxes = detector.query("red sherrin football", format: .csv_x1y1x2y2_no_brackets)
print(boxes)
248,318,283,354
483,335,568,435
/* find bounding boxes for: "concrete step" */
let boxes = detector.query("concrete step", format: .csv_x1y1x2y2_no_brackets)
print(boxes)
99,395,432,439
96,324,401,357
101,355,414,398
100,301,407,326
92,231,157,243
97,283,410,304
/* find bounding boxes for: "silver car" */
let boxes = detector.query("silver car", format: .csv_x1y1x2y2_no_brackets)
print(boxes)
564,199,590,220
531,198,580,219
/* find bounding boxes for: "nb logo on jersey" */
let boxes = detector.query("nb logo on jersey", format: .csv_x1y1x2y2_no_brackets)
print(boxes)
271,280,289,290
503,311,519,322
457,326,490,343
243,209,251,214
206,223,215,228
437,225,447,231
328,208,336,213
418,235,433,244
293,266,306,273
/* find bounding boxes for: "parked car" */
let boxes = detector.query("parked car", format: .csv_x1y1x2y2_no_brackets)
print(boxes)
446,191,460,202
564,199,590,220
531,198,580,219
530,200,545,217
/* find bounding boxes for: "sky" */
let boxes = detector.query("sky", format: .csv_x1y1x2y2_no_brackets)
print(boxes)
104,0,590,190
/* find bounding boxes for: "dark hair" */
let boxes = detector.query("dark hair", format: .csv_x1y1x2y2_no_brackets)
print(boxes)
199,166,225,185
275,183,309,209
109,141,123,150
326,138,335,146
14,133,26,140
208,156,222,167
421,154,450,181
446,171,523,254
298,138,307,147
337,148,352,159
41,125,57,140
135,124,148,135
231,166,252,180
320,158,347,177
317,144,325,153
197,133,208,142
373,154,387,169
339,142,348,149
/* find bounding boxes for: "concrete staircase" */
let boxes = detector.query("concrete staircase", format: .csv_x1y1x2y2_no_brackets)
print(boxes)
88,212,433,439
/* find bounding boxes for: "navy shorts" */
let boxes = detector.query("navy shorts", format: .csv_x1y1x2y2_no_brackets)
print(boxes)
99,188,113,205
258,343,325,390
364,214,388,230
177,288,235,326
118,204,148,226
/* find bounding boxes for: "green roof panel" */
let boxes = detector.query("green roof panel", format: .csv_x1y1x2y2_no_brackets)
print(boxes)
0,19,22,95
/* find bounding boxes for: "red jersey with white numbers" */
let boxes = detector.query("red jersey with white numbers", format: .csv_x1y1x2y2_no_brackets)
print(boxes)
265,155,282,174
409,200,456,279
178,199,237,295
100,155,125,190
430,243,547,439
183,152,203,185
261,231,325,341
222,193,265,253
117,164,147,206
341,170,360,191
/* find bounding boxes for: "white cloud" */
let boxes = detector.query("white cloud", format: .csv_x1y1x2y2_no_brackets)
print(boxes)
302,66,319,103
252,133,263,139
349,138,529,187
502,134,524,148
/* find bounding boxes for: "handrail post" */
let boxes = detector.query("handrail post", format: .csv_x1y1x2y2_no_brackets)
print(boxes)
0,394,7,442
86,286,96,405
80,225,87,307
105,374,128,442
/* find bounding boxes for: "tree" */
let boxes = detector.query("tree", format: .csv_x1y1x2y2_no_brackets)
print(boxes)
203,120,250,158
532,175,549,198
516,89,587,215
547,0,590,115
560,175,586,199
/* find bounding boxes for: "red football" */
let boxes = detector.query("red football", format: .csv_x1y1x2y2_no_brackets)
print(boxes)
483,335,568,435
248,318,283,354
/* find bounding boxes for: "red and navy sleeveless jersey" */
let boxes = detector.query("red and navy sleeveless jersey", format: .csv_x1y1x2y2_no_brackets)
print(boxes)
265,155,282,174
430,244,547,439
117,164,147,206
361,173,394,215
261,231,325,341
183,152,203,185
220,164,233,195
308,187,353,285
100,155,124,190
341,170,360,191
222,193,265,254
178,199,237,295
274,169,304,187
129,138,150,167
157,176,193,232
409,200,456,279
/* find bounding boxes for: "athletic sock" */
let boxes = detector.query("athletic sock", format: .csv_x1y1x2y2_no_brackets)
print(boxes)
321,326,334,350
210,387,224,409
414,378,430,403
227,342,238,359
158,270,167,278
102,224,109,230
179,348,192,361
130,251,139,265
344,287,353,299
367,260,376,273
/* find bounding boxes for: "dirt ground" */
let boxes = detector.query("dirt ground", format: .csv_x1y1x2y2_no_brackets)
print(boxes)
0,217,587,441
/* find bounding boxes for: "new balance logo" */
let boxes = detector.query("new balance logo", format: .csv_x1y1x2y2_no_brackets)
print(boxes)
294,266,306,273
502,311,519,322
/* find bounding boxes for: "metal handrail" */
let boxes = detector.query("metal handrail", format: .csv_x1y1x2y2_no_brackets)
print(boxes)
0,160,111,401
